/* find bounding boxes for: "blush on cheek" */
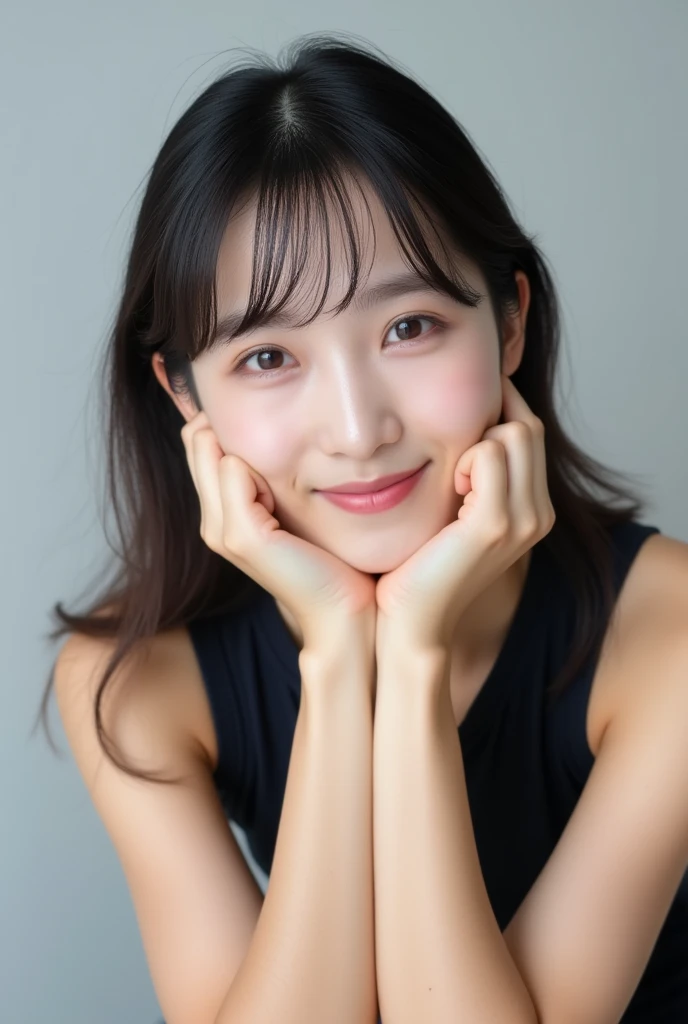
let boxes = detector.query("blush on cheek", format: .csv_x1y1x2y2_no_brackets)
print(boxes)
417,361,499,435
218,415,300,478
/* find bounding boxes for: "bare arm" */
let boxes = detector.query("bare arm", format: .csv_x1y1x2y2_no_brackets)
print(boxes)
373,647,537,1024
216,633,377,1024
56,624,377,1024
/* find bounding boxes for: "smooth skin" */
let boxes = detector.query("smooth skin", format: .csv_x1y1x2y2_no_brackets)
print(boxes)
179,410,379,643
55,172,688,1023
56,411,380,1023
56,377,688,1024
374,373,555,653
370,373,688,1023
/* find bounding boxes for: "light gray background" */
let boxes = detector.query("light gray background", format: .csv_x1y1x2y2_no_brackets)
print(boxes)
2,3,686,1022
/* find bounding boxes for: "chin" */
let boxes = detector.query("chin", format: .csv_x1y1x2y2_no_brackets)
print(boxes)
344,551,408,576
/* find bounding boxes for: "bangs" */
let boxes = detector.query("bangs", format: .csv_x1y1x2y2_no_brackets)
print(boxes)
193,158,484,359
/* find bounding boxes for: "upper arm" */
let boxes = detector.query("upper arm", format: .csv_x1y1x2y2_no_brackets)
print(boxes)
54,629,264,1024
503,535,688,1024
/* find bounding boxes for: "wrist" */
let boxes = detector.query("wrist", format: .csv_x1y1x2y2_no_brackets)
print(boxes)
375,614,448,664
375,633,450,690
299,618,376,691
375,601,463,660
301,605,376,655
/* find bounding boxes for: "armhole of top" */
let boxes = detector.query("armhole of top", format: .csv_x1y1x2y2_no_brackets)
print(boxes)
185,615,247,823
607,521,662,592
550,522,662,788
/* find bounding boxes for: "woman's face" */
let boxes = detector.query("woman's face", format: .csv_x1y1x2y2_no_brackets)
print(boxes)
163,183,527,575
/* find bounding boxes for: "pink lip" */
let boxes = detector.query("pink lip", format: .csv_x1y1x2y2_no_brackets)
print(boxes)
316,462,429,514
316,463,429,494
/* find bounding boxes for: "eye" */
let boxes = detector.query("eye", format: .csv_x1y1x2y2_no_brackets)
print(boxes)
233,313,445,379
385,314,444,345
234,346,294,377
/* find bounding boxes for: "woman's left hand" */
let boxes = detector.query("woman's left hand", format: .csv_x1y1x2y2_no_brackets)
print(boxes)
375,374,556,655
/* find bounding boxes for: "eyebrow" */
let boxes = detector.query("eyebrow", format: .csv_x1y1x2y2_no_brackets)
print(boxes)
210,268,453,349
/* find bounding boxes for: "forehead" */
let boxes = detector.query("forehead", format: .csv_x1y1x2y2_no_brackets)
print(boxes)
214,173,456,319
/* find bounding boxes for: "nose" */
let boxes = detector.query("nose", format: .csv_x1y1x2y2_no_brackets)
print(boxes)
311,354,400,459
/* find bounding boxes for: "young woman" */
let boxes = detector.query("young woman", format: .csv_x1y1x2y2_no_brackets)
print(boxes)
40,33,688,1024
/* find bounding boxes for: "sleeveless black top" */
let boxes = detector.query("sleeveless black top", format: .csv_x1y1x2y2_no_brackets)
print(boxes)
187,521,688,1022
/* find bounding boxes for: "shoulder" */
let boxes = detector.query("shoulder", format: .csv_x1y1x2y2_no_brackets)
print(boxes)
54,616,219,780
596,530,688,736
504,531,688,1024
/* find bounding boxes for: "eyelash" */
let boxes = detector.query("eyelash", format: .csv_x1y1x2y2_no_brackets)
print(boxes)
233,314,447,379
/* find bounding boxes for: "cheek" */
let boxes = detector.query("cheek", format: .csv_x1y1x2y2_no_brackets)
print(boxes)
213,409,300,476
411,358,500,437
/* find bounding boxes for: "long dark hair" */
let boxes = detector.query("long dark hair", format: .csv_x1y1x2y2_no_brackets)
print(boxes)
35,31,650,783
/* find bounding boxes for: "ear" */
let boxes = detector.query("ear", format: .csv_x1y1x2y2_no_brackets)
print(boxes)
151,352,199,424
501,270,531,378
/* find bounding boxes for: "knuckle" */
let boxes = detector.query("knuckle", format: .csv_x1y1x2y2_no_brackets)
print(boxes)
190,424,205,447
182,416,203,440
484,513,510,545
199,525,218,553
507,420,531,443
519,514,540,540
218,453,238,478
221,526,243,555
483,438,505,456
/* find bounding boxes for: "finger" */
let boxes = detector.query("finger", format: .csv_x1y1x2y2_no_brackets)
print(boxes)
531,421,552,521
455,441,480,495
190,424,226,536
180,412,210,494
500,375,542,432
217,455,277,553
498,377,552,524
482,421,535,527
466,439,509,532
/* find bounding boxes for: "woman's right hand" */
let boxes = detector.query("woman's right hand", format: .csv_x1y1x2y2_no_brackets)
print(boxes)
181,411,378,652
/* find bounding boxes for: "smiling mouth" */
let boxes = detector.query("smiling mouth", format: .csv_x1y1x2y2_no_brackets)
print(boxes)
316,462,430,495
314,462,429,514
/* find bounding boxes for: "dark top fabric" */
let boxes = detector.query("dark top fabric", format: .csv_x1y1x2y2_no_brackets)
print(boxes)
187,520,688,1022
